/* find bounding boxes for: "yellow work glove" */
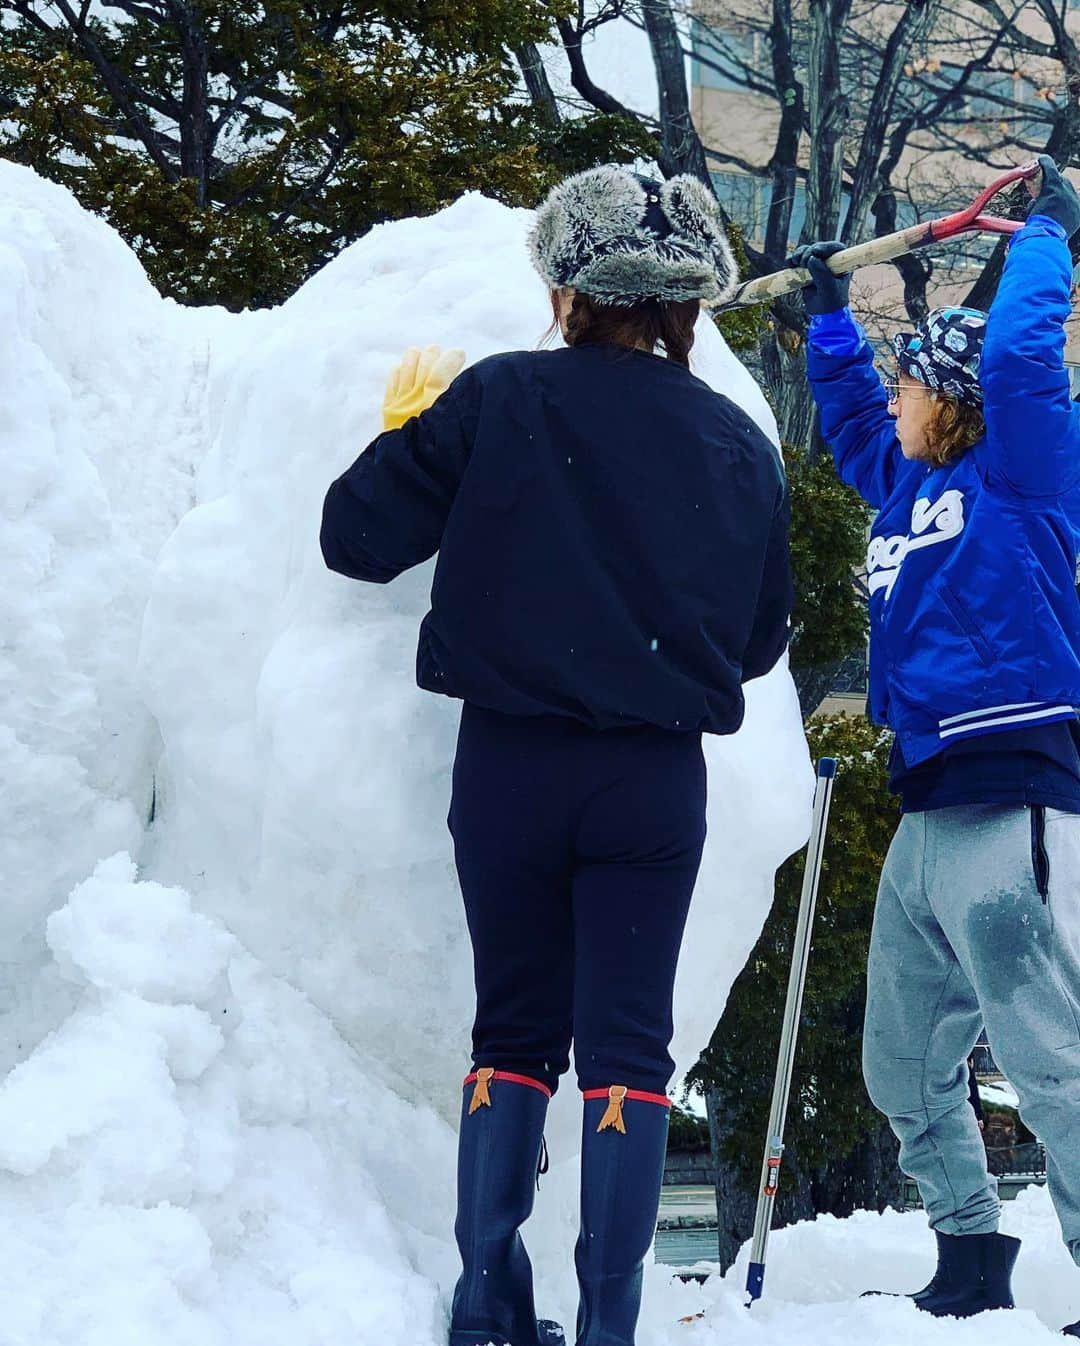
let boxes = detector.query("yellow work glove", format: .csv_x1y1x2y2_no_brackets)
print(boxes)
382,345,466,432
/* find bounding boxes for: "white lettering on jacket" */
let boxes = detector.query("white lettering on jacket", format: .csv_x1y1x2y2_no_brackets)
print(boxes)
866,489,965,601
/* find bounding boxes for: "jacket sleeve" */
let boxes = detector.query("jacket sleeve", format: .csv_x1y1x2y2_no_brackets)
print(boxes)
320,367,478,583
741,480,793,682
979,216,1080,498
806,310,914,511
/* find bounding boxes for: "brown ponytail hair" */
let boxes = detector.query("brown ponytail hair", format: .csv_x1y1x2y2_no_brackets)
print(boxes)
547,289,699,367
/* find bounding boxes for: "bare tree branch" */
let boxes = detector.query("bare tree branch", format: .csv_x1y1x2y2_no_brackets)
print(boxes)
99,0,171,26
842,0,939,243
556,14,641,119
804,0,853,241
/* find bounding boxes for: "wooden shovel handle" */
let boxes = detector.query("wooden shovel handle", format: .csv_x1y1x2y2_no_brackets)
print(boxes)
725,225,928,309
720,160,1044,312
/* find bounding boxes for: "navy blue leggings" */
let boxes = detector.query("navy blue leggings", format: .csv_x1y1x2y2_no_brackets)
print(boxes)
448,703,707,1096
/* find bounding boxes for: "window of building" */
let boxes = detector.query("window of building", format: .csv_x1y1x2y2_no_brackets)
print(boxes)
710,173,910,249
690,20,762,93
962,69,1016,116
710,170,769,237
787,183,856,246
929,64,1048,141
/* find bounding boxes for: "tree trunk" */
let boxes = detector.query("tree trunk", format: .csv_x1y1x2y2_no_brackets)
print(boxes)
803,0,852,242
171,0,211,204
641,0,710,182
843,0,939,243
707,1087,903,1273
705,1087,758,1269
515,42,561,127
763,0,804,266
760,325,817,454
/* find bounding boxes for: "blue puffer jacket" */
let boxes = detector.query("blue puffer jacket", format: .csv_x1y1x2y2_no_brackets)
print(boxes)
807,216,1080,767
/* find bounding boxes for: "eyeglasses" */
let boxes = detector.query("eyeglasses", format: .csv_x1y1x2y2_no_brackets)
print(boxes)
882,377,934,405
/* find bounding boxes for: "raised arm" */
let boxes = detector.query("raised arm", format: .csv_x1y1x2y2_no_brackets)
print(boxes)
793,243,915,511
807,313,917,510
321,351,476,583
979,158,1080,499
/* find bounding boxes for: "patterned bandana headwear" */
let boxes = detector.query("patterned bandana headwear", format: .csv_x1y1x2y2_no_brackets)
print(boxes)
891,306,987,408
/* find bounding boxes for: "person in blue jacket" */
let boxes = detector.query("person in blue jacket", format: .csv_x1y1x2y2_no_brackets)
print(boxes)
793,156,1080,1330
320,165,792,1346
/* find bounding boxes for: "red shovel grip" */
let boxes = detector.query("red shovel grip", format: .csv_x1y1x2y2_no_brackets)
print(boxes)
928,160,1042,241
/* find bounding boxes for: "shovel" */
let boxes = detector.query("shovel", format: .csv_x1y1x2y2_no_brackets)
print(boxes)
718,160,1043,311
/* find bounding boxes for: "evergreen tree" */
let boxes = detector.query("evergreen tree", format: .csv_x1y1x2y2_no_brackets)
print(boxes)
784,443,870,719
0,1,651,307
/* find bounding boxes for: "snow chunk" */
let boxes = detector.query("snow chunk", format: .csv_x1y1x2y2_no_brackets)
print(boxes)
47,853,234,1006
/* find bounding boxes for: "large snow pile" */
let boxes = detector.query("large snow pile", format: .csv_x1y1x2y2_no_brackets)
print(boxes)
3,159,1074,1342
0,168,232,1072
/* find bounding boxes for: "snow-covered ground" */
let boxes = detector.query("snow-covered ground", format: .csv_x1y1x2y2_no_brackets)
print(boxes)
980,1080,1021,1111
2,159,1075,1344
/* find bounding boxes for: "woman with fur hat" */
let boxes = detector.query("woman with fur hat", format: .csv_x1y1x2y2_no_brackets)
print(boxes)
793,155,1080,1330
320,164,792,1346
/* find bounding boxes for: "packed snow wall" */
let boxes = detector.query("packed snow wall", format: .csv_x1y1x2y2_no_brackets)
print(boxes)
0,161,848,1344
1,158,812,1114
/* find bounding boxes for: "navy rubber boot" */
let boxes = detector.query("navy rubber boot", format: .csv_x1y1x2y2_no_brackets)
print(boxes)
856,1232,1018,1319
575,1086,670,1346
861,1229,966,1305
914,1231,1019,1317
865,1230,1019,1318
1063,1321,1080,1337
450,1068,564,1346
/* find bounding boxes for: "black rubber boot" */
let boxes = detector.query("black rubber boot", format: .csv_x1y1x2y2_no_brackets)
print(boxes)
575,1085,670,1346
1063,1321,1080,1337
916,1231,1019,1317
450,1069,564,1346
865,1230,1019,1318
862,1229,973,1306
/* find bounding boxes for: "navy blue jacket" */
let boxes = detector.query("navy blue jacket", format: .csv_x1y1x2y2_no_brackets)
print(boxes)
806,217,1080,766
321,342,791,735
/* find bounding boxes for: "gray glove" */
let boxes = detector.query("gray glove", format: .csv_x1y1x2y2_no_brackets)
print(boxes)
788,241,850,315
1027,154,1080,239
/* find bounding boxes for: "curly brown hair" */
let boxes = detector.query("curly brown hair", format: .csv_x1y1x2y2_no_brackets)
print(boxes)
923,393,986,468
547,289,699,367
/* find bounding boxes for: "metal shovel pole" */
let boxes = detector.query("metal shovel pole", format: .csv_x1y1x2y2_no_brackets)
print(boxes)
745,756,837,1305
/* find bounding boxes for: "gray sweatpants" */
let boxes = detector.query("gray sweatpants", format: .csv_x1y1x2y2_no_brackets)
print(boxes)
863,804,1080,1262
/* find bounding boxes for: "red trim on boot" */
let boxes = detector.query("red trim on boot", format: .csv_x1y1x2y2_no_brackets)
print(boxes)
463,1069,552,1099
582,1087,671,1108
583,1085,670,1132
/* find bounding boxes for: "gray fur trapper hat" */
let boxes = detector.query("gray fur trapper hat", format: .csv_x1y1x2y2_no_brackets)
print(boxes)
528,164,738,309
